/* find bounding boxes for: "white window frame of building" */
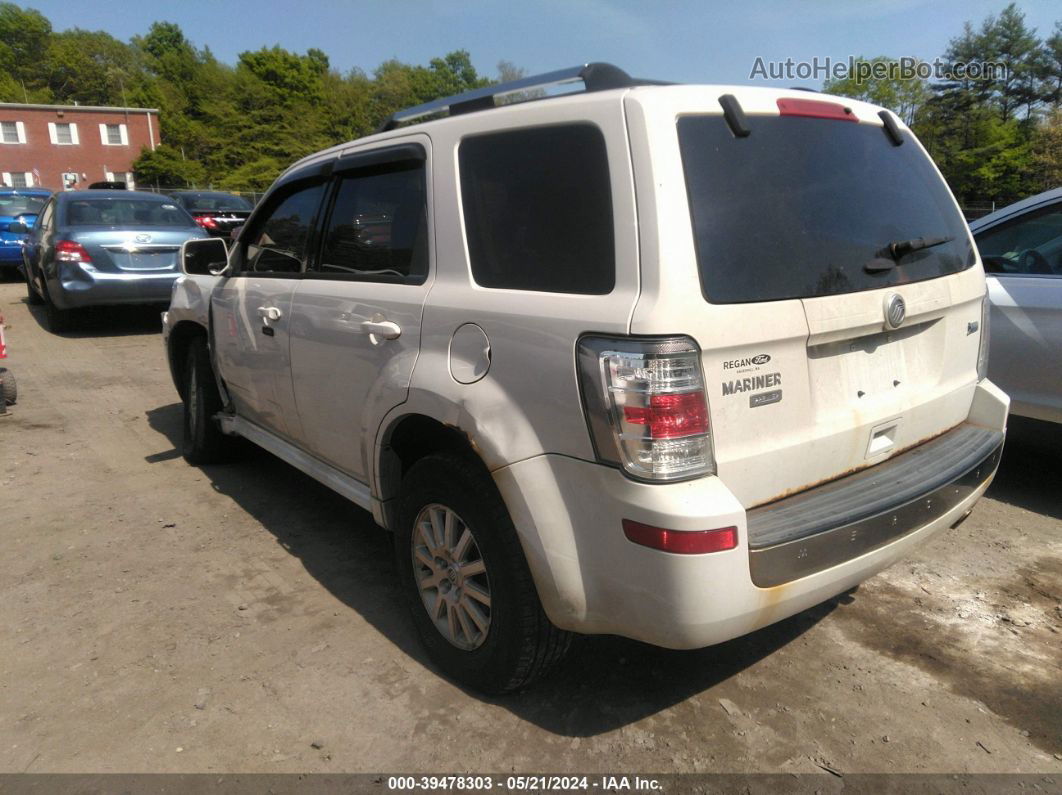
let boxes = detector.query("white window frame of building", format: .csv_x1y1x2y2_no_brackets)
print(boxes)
61,172,79,190
104,170,135,189
48,122,80,146
1,121,27,144
1,172,33,187
99,123,129,146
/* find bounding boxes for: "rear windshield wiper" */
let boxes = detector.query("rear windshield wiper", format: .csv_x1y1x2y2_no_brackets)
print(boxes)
864,235,953,273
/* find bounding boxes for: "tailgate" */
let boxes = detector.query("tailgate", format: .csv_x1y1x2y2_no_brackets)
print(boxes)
626,86,988,508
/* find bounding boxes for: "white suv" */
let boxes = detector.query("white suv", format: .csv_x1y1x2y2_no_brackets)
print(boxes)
164,64,1008,693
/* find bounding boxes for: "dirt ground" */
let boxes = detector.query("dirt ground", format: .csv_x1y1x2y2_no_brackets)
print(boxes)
0,278,1059,776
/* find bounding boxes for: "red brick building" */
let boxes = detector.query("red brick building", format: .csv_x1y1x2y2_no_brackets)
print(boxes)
0,103,160,191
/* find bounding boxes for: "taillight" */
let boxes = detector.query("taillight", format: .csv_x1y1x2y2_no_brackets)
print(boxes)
577,336,715,482
55,240,93,263
194,215,218,231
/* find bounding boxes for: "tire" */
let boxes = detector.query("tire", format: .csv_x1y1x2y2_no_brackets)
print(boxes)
24,265,43,305
41,282,74,332
182,338,233,465
0,368,15,405
395,452,571,693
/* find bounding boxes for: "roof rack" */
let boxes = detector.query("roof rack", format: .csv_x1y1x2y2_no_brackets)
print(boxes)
376,62,667,132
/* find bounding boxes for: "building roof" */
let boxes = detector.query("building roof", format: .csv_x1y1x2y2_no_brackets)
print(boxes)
0,102,159,114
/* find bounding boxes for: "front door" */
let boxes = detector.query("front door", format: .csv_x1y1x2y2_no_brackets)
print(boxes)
975,200,1062,422
212,178,328,440
288,141,432,480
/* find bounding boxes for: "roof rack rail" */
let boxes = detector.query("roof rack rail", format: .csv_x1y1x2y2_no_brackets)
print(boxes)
376,62,666,132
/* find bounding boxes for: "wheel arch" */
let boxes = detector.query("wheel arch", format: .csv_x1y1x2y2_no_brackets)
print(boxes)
167,320,209,401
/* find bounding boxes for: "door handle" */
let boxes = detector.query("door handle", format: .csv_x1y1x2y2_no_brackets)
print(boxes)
360,319,402,340
257,306,282,322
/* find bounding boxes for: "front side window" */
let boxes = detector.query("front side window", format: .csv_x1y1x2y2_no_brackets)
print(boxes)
459,124,615,294
244,182,326,274
316,161,427,283
975,203,1062,276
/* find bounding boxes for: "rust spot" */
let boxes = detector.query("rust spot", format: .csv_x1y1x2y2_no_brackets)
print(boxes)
746,422,964,510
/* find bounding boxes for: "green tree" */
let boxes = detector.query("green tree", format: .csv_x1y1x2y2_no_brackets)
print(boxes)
822,56,930,125
0,2,51,100
132,144,206,188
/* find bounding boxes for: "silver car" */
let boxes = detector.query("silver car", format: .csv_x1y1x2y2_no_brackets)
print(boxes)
21,190,207,332
970,187,1062,423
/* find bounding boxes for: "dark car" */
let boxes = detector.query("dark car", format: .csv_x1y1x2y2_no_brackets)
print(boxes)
0,189,50,274
22,190,207,331
167,190,253,238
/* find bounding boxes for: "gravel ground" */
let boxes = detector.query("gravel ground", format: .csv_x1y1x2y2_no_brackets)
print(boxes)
0,278,1058,775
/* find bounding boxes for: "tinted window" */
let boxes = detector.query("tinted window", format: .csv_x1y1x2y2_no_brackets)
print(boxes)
975,203,1062,276
459,124,614,294
316,163,427,283
176,193,253,212
678,115,974,303
65,198,197,228
245,183,325,274
0,193,47,215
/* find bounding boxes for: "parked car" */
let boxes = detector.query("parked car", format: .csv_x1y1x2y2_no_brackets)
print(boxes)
167,191,254,239
164,63,1008,693
969,188,1062,424
0,188,50,275
22,190,207,331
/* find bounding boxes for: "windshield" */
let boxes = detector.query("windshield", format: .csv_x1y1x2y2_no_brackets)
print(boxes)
677,115,974,303
178,193,252,212
0,193,47,216
65,198,197,228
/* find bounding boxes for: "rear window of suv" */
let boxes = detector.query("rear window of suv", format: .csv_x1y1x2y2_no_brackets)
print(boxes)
459,124,615,294
677,114,975,304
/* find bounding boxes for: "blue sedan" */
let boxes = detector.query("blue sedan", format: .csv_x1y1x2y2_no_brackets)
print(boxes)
21,190,208,331
0,188,50,273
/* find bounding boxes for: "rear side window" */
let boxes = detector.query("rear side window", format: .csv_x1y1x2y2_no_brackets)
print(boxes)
678,115,974,303
459,124,615,294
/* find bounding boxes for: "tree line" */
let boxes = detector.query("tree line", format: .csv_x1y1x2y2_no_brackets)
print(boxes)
0,3,502,190
2,2,1059,203
823,3,1061,206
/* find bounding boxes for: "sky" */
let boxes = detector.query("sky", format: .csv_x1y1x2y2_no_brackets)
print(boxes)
18,0,1062,88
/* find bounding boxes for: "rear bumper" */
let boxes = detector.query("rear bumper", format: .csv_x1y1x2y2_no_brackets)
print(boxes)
747,424,1003,586
50,262,179,309
494,379,1008,650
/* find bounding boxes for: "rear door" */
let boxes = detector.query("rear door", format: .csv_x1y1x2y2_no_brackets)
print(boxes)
974,200,1062,422
211,175,329,440
628,88,984,508
287,140,431,480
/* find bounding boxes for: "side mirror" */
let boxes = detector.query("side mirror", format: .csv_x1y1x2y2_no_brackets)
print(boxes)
7,221,29,234
181,237,230,276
